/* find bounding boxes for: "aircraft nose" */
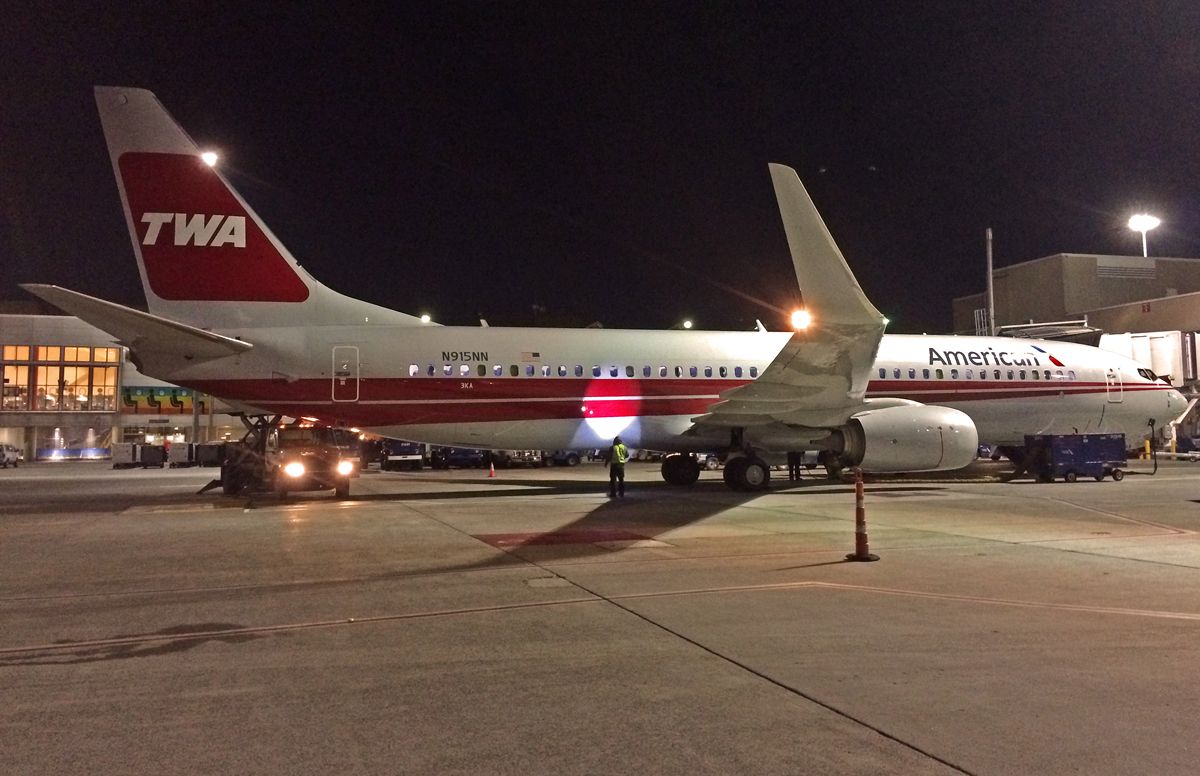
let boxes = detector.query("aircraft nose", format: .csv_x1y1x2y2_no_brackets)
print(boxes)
1167,388,1187,417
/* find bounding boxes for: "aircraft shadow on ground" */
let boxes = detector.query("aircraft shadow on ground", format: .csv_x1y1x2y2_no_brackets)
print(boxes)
345,475,949,569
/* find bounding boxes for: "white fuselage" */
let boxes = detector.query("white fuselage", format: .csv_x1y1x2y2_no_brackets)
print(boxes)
164,325,1182,453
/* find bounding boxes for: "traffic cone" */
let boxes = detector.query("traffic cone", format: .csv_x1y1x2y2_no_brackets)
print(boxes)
489,462,496,478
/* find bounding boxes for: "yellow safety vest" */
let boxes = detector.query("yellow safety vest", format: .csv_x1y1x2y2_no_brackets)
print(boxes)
612,443,628,464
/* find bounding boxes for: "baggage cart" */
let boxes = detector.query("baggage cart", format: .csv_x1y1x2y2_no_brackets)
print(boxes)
1024,433,1126,483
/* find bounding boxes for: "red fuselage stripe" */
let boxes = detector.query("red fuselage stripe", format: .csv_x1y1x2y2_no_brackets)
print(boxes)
185,377,1170,426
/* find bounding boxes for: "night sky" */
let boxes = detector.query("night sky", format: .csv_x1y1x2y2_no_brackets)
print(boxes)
3,2,1199,334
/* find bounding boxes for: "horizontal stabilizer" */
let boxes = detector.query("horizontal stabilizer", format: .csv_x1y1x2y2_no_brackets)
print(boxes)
21,284,253,360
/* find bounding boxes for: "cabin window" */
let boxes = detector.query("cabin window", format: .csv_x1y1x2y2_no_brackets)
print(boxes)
950,369,959,379
893,368,901,379
626,365,635,378
575,365,584,377
408,364,419,377
659,366,668,377
749,366,758,378
1055,370,1063,380
908,368,916,379
734,366,743,378
427,364,435,376
542,365,552,377
878,368,886,378
922,368,930,379
1043,370,1051,380
704,366,713,377
719,366,728,378
511,364,520,377
477,364,486,377
1068,370,1076,380
935,369,944,379
1005,370,1013,380
493,365,503,376
966,369,973,379
689,366,698,377
675,366,683,377
1019,370,1026,379
526,365,536,377
642,365,651,377
609,366,618,377
458,364,468,376
994,369,1001,380
558,365,567,377
592,365,601,377
443,364,453,376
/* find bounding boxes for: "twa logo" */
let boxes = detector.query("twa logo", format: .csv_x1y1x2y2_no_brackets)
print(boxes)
140,213,247,248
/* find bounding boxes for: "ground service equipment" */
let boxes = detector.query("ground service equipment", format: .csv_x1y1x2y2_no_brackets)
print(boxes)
1024,433,1127,482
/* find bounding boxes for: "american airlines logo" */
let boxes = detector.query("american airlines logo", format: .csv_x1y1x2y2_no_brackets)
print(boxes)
140,213,247,248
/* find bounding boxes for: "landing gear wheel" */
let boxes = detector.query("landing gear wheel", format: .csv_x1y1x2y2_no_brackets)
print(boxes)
722,456,769,491
661,454,700,486
1112,469,1125,481
1064,471,1077,483
741,457,770,490
564,452,581,467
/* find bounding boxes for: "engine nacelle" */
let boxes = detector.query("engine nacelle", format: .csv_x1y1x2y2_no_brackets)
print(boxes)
841,404,978,472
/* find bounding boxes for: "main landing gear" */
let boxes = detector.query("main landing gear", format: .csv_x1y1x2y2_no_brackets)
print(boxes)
659,427,774,492
658,449,772,492
722,454,771,491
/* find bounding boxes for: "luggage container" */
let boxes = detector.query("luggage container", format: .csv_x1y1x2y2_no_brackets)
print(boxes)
168,443,197,468
195,442,227,468
112,442,138,469
138,444,167,468
1024,433,1126,482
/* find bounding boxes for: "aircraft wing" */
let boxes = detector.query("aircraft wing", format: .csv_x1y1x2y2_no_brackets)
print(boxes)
21,284,253,361
693,164,887,429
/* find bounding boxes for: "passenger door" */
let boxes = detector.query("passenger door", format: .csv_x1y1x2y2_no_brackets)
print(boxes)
332,346,360,402
1105,367,1123,403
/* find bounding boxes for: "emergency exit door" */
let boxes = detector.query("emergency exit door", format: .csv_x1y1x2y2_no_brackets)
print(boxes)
332,346,360,402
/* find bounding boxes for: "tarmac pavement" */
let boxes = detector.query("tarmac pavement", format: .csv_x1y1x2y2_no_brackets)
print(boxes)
3,458,1200,774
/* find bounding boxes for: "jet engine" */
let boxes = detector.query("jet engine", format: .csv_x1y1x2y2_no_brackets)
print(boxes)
840,404,979,472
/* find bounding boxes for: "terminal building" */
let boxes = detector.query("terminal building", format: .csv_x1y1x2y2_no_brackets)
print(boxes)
953,253,1200,391
0,312,241,461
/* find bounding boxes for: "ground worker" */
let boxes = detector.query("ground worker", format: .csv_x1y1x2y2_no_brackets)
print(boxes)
606,436,629,498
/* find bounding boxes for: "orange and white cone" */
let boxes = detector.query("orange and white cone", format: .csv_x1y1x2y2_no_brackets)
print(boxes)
488,462,496,478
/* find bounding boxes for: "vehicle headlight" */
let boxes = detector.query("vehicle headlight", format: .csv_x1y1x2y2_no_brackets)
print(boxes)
284,461,306,478
336,460,354,476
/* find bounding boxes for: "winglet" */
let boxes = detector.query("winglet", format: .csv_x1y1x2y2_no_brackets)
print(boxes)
768,164,885,327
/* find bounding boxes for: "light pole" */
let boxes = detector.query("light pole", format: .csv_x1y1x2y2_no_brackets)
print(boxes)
1128,214,1161,257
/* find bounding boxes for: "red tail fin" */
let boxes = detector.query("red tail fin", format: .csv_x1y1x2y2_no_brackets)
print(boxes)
118,152,309,302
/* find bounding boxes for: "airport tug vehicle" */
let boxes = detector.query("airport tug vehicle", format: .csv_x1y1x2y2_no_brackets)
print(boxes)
218,416,355,499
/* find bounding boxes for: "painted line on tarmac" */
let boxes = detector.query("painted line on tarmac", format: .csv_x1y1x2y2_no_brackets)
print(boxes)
609,580,1200,621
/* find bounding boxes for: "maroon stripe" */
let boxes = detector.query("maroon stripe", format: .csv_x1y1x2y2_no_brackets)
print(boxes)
183,376,1170,426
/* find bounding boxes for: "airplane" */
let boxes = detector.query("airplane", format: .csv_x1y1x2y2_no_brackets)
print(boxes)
22,86,1185,491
